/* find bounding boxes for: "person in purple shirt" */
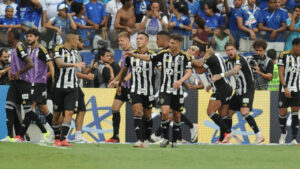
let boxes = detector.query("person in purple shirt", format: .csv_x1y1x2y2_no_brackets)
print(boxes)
5,28,46,142
105,32,132,143
25,28,55,142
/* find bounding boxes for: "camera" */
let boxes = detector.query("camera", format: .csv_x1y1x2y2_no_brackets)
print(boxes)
249,54,262,68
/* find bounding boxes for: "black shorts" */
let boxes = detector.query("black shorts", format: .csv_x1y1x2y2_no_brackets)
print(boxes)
75,87,86,113
159,92,184,112
279,92,300,108
6,80,32,105
129,93,154,109
211,86,233,104
31,83,47,105
229,88,254,111
52,88,78,112
114,87,129,102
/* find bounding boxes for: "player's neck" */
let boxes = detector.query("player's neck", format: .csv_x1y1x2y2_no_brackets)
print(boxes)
124,45,132,51
64,43,72,51
12,40,18,48
171,48,180,56
31,42,39,49
138,46,148,54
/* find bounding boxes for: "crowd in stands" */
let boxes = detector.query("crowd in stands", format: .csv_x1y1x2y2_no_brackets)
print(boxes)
0,0,299,51
0,0,297,89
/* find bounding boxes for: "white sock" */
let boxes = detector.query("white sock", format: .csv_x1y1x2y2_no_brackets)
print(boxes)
75,131,82,140
255,132,262,137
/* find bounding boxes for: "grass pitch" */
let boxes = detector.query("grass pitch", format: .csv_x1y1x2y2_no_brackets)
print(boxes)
0,142,299,169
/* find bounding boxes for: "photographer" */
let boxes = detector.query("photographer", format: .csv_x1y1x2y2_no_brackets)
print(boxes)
93,47,115,88
248,39,274,90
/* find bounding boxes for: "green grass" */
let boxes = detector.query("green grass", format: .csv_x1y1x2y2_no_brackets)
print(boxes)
0,143,300,169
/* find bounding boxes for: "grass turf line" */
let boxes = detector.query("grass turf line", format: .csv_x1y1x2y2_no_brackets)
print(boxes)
0,143,299,169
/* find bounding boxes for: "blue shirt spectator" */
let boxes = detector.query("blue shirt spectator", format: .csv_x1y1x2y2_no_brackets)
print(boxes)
258,0,269,10
16,0,43,28
73,15,90,46
85,0,107,25
201,12,225,30
285,5,300,50
169,14,191,35
186,0,202,16
0,6,20,32
134,0,150,22
236,3,261,39
258,6,288,42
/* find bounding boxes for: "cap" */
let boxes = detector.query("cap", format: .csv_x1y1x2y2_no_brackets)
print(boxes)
58,3,68,10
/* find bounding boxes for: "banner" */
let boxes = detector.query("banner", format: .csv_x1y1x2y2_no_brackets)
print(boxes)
0,85,9,140
68,88,126,143
198,91,270,144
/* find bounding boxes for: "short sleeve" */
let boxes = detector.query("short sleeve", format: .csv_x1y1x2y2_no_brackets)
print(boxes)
257,11,265,23
38,46,51,63
236,8,243,18
278,52,286,66
16,44,28,60
184,55,192,69
266,60,274,74
54,45,63,59
125,56,131,68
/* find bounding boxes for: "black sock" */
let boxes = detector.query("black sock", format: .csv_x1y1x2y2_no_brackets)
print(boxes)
220,116,228,141
227,117,233,129
44,112,53,126
210,113,231,133
134,116,143,141
178,127,182,141
52,124,61,140
20,112,34,137
112,111,120,138
244,114,259,133
161,119,170,140
61,123,70,141
155,126,162,137
181,114,193,129
278,114,287,134
13,113,22,136
143,118,153,141
172,122,181,143
291,112,299,139
5,108,16,138
31,112,47,133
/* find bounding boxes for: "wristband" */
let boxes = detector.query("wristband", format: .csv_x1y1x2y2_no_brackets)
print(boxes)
220,73,225,78
283,85,287,89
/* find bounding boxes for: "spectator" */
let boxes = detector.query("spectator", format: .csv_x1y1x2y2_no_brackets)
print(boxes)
72,2,94,47
248,39,274,90
114,0,136,47
16,0,43,29
94,47,115,88
106,0,123,48
192,16,208,48
0,6,20,46
57,0,75,13
134,0,150,23
0,49,10,85
285,5,300,50
258,0,269,10
42,0,63,21
224,0,243,49
258,0,288,51
186,0,202,17
168,0,192,49
0,0,17,18
85,0,108,40
44,4,77,45
137,1,168,49
237,0,261,51
267,49,279,91
211,28,235,50
201,1,225,39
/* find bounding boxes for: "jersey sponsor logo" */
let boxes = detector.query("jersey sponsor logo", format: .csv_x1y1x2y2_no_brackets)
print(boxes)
22,93,29,100
243,98,250,104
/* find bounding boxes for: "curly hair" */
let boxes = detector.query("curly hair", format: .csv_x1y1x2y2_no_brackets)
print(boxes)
252,39,267,50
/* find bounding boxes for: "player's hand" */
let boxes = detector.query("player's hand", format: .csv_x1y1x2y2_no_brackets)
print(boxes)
126,27,133,34
86,73,94,80
124,51,136,58
57,29,63,36
12,71,19,80
173,80,182,89
116,86,121,95
205,46,214,58
211,74,222,82
205,85,211,93
74,62,86,69
284,88,292,98
253,65,260,73
108,80,119,88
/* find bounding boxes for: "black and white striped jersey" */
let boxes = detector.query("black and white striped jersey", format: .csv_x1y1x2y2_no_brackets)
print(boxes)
278,50,300,92
226,55,254,95
203,54,231,93
154,49,192,95
54,45,78,89
125,49,156,96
